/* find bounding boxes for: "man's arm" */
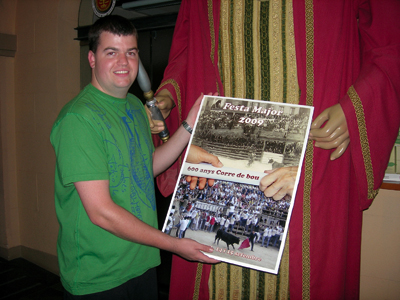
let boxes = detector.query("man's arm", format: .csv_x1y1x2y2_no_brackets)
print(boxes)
74,179,219,264
152,93,204,176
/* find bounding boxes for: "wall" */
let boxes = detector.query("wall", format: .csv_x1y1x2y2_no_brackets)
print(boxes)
0,0,81,273
0,0,20,260
360,188,400,299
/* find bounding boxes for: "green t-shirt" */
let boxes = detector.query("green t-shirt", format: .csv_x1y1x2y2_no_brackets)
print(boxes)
50,84,160,295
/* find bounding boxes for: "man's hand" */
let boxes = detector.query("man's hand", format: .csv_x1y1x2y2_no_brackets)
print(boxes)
185,145,223,189
309,104,350,160
259,166,298,200
186,145,223,167
145,106,165,135
185,92,219,128
171,238,220,264
74,180,219,264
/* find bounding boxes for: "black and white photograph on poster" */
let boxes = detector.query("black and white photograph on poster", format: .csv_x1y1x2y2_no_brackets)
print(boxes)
162,95,314,273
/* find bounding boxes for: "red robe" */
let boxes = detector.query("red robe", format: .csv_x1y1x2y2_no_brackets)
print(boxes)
155,0,400,299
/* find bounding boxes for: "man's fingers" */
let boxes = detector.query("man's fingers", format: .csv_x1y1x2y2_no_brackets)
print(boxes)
144,106,155,128
207,179,215,187
189,176,198,190
198,178,207,189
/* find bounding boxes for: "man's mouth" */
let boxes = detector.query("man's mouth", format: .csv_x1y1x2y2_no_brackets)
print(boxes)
114,70,129,74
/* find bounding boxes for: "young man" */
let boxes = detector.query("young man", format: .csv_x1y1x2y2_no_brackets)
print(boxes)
50,15,218,299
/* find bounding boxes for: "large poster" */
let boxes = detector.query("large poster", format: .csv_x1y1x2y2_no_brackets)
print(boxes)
162,95,313,273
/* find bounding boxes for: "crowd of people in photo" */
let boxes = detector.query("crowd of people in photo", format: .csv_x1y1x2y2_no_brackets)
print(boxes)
196,104,310,139
164,177,289,250
190,106,308,169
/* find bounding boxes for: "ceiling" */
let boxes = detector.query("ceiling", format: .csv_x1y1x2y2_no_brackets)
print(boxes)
76,0,182,41
113,0,182,19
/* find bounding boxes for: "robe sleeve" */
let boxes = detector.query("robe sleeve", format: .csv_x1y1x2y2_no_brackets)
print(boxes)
154,0,223,197
339,0,400,210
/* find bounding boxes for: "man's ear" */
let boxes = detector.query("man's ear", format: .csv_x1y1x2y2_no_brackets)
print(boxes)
88,51,95,68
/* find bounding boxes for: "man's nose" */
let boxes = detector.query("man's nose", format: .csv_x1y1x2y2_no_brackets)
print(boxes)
118,54,128,65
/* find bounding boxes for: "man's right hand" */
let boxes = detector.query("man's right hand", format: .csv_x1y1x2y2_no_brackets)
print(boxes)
171,237,220,264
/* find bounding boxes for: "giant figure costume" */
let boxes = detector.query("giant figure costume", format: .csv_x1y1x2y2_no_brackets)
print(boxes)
154,0,400,299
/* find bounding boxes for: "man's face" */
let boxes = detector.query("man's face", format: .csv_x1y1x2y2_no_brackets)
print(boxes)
88,31,139,98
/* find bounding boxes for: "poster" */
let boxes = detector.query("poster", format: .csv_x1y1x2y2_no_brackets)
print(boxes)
162,95,313,273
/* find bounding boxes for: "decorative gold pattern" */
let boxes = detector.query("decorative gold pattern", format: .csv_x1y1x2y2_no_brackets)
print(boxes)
230,265,242,299
233,0,246,98
249,268,257,299
220,0,232,96
278,233,290,299
207,0,221,95
286,0,299,104
208,0,216,64
302,0,314,299
244,0,255,100
270,0,283,104
252,1,261,101
347,86,379,199
193,263,203,300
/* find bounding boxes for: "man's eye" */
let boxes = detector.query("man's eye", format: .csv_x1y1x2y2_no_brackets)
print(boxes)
127,52,137,57
107,52,115,56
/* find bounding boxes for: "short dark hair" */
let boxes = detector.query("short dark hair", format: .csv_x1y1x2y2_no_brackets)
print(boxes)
88,15,138,53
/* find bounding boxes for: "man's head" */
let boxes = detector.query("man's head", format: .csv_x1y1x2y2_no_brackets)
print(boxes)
88,15,138,54
88,15,139,98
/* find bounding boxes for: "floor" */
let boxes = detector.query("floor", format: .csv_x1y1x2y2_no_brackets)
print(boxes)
0,186,172,300
0,254,172,300
0,257,64,300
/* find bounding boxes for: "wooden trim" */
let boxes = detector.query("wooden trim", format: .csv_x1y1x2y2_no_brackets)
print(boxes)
381,182,400,191
0,33,16,57
0,245,59,275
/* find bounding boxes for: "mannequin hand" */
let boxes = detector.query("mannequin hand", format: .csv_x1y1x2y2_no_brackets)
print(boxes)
154,89,175,119
309,104,350,160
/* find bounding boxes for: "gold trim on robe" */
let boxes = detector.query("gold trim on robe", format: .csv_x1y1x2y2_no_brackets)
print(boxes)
347,85,379,200
302,0,315,298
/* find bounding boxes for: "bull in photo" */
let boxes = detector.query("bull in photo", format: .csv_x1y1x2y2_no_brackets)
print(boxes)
214,229,240,250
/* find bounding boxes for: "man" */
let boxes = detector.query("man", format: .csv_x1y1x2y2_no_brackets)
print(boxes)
261,226,271,248
249,230,257,252
50,15,217,299
178,217,190,239
153,1,400,299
